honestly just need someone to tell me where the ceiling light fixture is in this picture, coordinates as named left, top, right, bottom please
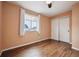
left=46, top=1, right=52, bottom=8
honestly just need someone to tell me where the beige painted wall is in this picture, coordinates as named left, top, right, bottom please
left=51, top=11, right=72, bottom=18
left=72, top=3, right=79, bottom=49
left=2, top=2, right=51, bottom=50
left=0, top=2, right=2, bottom=52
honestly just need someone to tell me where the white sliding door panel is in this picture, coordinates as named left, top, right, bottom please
left=59, top=17, right=70, bottom=43
left=51, top=18, right=59, bottom=40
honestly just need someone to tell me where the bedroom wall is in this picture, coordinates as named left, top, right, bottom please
left=52, top=11, right=72, bottom=18
left=0, top=1, right=2, bottom=54
left=2, top=2, right=51, bottom=50
left=72, top=3, right=79, bottom=50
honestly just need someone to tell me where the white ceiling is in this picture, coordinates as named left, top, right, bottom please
left=8, top=1, right=78, bottom=17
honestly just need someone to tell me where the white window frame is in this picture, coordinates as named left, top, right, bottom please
left=20, top=8, right=40, bottom=36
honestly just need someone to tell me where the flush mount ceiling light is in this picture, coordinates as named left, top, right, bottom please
left=46, top=1, right=52, bottom=8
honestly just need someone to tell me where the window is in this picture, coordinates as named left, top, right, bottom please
left=20, top=9, right=40, bottom=36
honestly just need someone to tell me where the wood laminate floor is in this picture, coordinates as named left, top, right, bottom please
left=1, top=39, right=79, bottom=57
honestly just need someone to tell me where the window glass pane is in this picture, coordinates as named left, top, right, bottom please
left=32, top=21, right=37, bottom=31
left=24, top=20, right=31, bottom=31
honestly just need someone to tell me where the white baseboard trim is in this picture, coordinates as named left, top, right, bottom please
left=51, top=38, right=72, bottom=44
left=2, top=38, right=50, bottom=52
left=72, top=47, right=79, bottom=51
left=70, top=42, right=72, bottom=44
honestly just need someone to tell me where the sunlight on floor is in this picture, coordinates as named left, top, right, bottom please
left=17, top=47, right=42, bottom=57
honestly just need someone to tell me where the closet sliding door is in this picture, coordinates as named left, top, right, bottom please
left=51, top=16, right=70, bottom=43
